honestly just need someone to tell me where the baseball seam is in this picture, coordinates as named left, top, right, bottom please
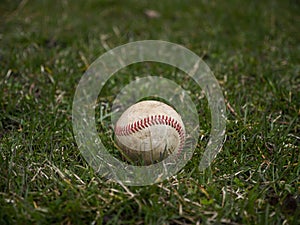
left=115, top=115, right=185, bottom=153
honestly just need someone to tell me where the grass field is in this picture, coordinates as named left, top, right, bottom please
left=0, top=0, right=299, bottom=224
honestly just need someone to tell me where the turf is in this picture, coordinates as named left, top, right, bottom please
left=0, top=0, right=299, bottom=224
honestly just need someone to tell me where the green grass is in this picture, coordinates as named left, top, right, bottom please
left=1, top=0, right=299, bottom=224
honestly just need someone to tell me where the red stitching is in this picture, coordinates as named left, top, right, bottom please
left=115, top=115, right=185, bottom=154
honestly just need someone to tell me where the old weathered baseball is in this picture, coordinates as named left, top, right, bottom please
left=114, top=100, right=185, bottom=165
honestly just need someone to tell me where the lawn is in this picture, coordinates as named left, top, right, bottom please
left=0, top=0, right=299, bottom=224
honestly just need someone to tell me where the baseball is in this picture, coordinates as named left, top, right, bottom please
left=114, top=100, right=185, bottom=165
